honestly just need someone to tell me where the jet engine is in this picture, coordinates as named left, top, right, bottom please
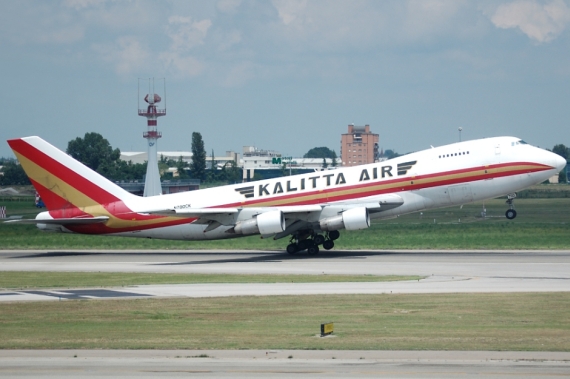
left=234, top=210, right=286, bottom=235
left=319, top=207, right=370, bottom=231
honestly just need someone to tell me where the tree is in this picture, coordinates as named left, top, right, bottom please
left=222, top=160, right=242, bottom=184
left=281, top=161, right=289, bottom=177
left=117, top=160, right=147, bottom=181
left=173, top=156, right=188, bottom=179
left=0, top=160, right=30, bottom=185
left=190, top=132, right=207, bottom=181
left=66, top=132, right=121, bottom=179
left=206, top=149, right=220, bottom=183
left=560, top=169, right=568, bottom=184
left=384, top=149, right=400, bottom=159
left=304, top=146, right=335, bottom=159
left=552, top=144, right=569, bottom=161
left=331, top=150, right=338, bottom=167
left=322, top=157, right=328, bottom=169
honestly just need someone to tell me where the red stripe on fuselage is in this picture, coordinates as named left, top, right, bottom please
left=221, top=162, right=551, bottom=208
left=64, top=217, right=197, bottom=235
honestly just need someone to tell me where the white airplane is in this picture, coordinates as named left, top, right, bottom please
left=6, top=136, right=566, bottom=254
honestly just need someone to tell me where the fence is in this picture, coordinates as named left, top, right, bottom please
left=0, top=196, right=34, bottom=202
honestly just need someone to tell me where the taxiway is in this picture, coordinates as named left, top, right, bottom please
left=1, top=249, right=569, bottom=301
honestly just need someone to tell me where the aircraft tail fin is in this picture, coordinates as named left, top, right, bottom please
left=7, top=136, right=136, bottom=217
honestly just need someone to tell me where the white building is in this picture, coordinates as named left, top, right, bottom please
left=121, top=145, right=337, bottom=182
left=120, top=151, right=240, bottom=169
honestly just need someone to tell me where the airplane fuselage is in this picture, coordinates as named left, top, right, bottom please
left=65, top=136, right=560, bottom=241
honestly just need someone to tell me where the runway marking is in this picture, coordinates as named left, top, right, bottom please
left=20, top=289, right=152, bottom=300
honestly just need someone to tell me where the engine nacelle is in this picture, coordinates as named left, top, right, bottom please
left=37, top=223, right=67, bottom=233
left=234, top=210, right=286, bottom=235
left=319, top=207, right=370, bottom=231
left=36, top=211, right=67, bottom=233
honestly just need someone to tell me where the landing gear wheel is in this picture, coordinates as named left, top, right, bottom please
left=505, top=193, right=517, bottom=220
left=328, top=230, right=340, bottom=241
left=297, top=239, right=311, bottom=251
left=314, top=234, right=325, bottom=245
left=323, top=240, right=334, bottom=250
left=286, top=243, right=298, bottom=254
left=505, top=209, right=517, bottom=220
left=307, top=245, right=320, bottom=255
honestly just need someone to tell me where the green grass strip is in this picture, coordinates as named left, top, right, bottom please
left=0, top=272, right=423, bottom=290
left=1, top=293, right=569, bottom=350
left=1, top=198, right=570, bottom=250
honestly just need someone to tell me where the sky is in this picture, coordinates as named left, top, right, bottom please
left=1, top=0, right=570, bottom=159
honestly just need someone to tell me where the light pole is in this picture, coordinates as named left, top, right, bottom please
left=458, top=127, right=463, bottom=142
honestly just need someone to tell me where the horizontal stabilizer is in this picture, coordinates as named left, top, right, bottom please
left=4, top=216, right=109, bottom=225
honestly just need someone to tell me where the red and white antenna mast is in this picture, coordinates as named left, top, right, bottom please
left=138, top=78, right=166, bottom=197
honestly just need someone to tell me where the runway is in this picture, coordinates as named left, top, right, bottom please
left=2, top=249, right=570, bottom=378
left=1, top=249, right=569, bottom=301
left=2, top=350, right=570, bottom=378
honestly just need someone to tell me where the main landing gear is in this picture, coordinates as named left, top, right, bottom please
left=286, top=230, right=340, bottom=255
left=505, top=193, right=517, bottom=220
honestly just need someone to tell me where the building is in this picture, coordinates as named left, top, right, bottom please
left=120, top=151, right=239, bottom=169
left=340, top=124, right=379, bottom=167
left=121, top=146, right=336, bottom=184
left=118, top=151, right=238, bottom=194
left=115, top=179, right=200, bottom=196
left=241, top=146, right=335, bottom=181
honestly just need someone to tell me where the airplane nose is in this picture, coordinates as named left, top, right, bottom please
left=553, top=153, right=567, bottom=173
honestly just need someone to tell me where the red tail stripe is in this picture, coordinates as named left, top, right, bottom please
left=8, top=138, right=123, bottom=206
left=30, top=178, right=90, bottom=218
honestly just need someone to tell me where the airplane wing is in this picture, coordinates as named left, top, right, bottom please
left=270, top=194, right=404, bottom=240
left=145, top=205, right=322, bottom=230
left=143, top=193, right=404, bottom=234
left=147, top=207, right=239, bottom=218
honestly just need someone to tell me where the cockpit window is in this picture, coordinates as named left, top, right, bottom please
left=512, top=140, right=529, bottom=146
left=518, top=140, right=528, bottom=144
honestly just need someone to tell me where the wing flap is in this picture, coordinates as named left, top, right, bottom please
left=277, top=205, right=323, bottom=213
left=146, top=207, right=239, bottom=218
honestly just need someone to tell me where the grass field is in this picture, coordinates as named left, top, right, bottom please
left=0, top=272, right=422, bottom=290
left=1, top=293, right=569, bottom=350
left=1, top=197, right=568, bottom=250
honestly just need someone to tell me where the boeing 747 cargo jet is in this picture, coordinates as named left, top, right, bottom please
left=6, top=136, right=566, bottom=254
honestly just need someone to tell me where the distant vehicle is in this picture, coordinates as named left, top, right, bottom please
left=34, top=192, right=44, bottom=208
left=6, top=135, right=566, bottom=254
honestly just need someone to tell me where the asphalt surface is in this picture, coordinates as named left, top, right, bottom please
left=1, top=249, right=569, bottom=301
left=1, top=350, right=569, bottom=378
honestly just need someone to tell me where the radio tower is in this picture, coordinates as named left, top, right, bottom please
left=138, top=78, right=166, bottom=197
